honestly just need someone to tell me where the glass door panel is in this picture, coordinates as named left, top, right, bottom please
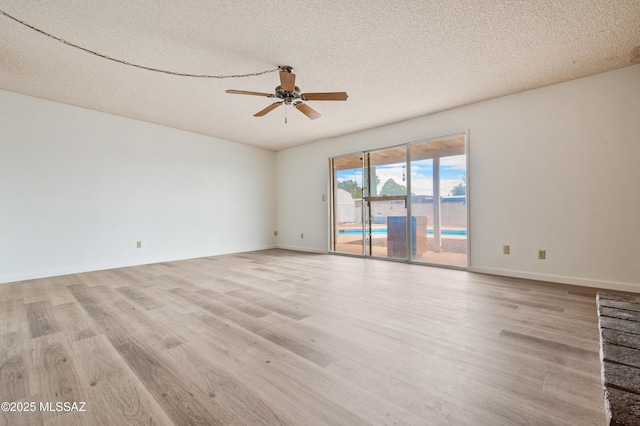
left=410, top=136, right=467, bottom=267
left=364, top=146, right=408, bottom=260
left=330, top=154, right=364, bottom=255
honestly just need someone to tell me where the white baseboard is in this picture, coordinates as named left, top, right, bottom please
left=6, top=249, right=636, bottom=295
left=468, top=266, right=640, bottom=293
left=275, top=244, right=328, bottom=254
left=0, top=244, right=277, bottom=285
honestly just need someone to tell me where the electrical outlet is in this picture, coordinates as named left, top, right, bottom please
left=538, top=249, right=546, bottom=260
left=300, top=233, right=304, bottom=239
left=503, top=245, right=510, bottom=255
left=136, top=241, right=142, bottom=248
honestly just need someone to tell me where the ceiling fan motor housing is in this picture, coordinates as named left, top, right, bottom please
left=275, top=85, right=301, bottom=104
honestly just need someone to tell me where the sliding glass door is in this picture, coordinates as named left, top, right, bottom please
left=409, top=136, right=467, bottom=267
left=364, top=146, right=408, bottom=259
left=330, top=134, right=467, bottom=268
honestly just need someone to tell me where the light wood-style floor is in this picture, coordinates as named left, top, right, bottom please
left=0, top=249, right=606, bottom=425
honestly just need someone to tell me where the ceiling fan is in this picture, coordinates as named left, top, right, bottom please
left=225, top=66, right=348, bottom=120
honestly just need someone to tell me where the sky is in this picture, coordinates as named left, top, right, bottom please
left=336, top=154, right=466, bottom=197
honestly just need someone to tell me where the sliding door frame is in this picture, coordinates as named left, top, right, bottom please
left=328, top=131, right=470, bottom=270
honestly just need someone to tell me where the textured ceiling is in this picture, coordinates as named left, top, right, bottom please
left=1, top=1, right=639, bottom=151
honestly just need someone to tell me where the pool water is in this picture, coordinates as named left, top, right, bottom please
left=338, top=228, right=467, bottom=236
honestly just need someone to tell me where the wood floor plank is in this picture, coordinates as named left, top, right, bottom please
left=191, top=287, right=271, bottom=318
left=169, top=287, right=337, bottom=367
left=0, top=300, right=26, bottom=343
left=0, top=354, right=26, bottom=402
left=51, top=302, right=99, bottom=343
left=27, top=333, right=88, bottom=424
left=163, top=343, right=287, bottom=426
left=71, top=334, right=174, bottom=426
left=115, top=286, right=163, bottom=311
left=21, top=279, right=52, bottom=305
left=26, top=301, right=59, bottom=339
left=115, top=339, right=224, bottom=426
left=0, top=304, right=35, bottom=424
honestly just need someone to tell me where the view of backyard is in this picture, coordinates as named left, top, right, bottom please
left=330, top=135, right=467, bottom=268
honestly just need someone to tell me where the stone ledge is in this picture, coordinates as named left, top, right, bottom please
left=597, top=291, right=640, bottom=426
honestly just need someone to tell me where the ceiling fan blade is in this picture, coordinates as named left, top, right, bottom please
left=295, top=102, right=321, bottom=120
left=301, top=92, right=348, bottom=101
left=254, top=102, right=283, bottom=117
left=226, top=89, right=274, bottom=97
left=279, top=70, right=296, bottom=92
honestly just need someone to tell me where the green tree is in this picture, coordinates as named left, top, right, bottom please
left=449, top=175, right=466, bottom=196
left=337, top=179, right=362, bottom=199
left=380, top=178, right=406, bottom=195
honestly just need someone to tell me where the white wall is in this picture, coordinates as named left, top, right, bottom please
left=276, top=64, right=640, bottom=292
left=0, top=90, right=276, bottom=284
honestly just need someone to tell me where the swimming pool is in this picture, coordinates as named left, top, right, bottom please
left=338, top=228, right=467, bottom=237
